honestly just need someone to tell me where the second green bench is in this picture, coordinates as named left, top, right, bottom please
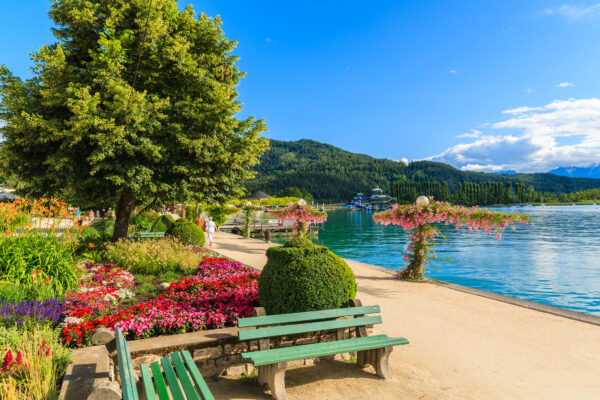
left=128, top=231, right=165, bottom=240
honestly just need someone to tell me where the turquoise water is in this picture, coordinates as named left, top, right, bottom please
left=307, top=207, right=600, bottom=317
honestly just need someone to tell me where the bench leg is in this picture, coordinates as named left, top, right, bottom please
left=356, top=347, right=393, bottom=379
left=258, top=362, right=288, bottom=400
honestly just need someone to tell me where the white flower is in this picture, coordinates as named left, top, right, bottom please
left=297, top=199, right=307, bottom=206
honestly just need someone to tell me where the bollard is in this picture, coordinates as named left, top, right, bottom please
left=264, top=230, right=272, bottom=243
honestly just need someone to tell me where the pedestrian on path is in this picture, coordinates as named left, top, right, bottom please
left=206, top=216, right=217, bottom=248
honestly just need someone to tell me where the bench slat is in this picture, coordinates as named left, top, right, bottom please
left=141, top=364, right=157, bottom=400
left=115, top=328, right=138, bottom=400
left=238, top=305, right=380, bottom=328
left=238, top=315, right=382, bottom=341
left=242, top=334, right=388, bottom=360
left=150, top=361, right=170, bottom=400
left=161, top=355, right=185, bottom=400
left=182, top=351, right=215, bottom=400
left=171, top=352, right=201, bottom=400
left=123, top=336, right=140, bottom=400
left=243, top=335, right=409, bottom=366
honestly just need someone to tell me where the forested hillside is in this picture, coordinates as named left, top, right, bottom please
left=245, top=139, right=600, bottom=203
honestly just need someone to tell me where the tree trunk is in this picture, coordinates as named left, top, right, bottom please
left=112, top=189, right=136, bottom=242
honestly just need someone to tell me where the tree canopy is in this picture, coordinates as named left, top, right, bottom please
left=0, top=0, right=267, bottom=239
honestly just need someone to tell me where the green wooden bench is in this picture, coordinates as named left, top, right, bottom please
left=114, top=327, right=215, bottom=400
left=237, top=299, right=409, bottom=400
left=128, top=231, right=165, bottom=240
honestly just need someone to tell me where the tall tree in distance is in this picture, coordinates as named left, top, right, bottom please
left=0, top=0, right=267, bottom=240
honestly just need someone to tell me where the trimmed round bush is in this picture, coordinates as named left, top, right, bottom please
left=258, top=240, right=357, bottom=314
left=166, top=219, right=205, bottom=247
left=283, top=236, right=314, bottom=248
left=151, top=214, right=175, bottom=233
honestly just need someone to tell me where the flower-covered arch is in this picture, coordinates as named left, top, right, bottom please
left=373, top=199, right=533, bottom=280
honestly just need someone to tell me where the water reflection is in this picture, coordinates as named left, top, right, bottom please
left=310, top=206, right=600, bottom=316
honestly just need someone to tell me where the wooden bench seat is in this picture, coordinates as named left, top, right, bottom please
left=237, top=300, right=409, bottom=400
left=115, top=327, right=214, bottom=400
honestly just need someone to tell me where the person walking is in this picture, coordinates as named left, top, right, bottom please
left=206, top=216, right=217, bottom=248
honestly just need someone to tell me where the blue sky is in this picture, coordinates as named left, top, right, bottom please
left=2, top=1, right=600, bottom=172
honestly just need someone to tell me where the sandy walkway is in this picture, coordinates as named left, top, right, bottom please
left=210, top=232, right=600, bottom=400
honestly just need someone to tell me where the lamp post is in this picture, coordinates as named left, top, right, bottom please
left=416, top=195, right=429, bottom=206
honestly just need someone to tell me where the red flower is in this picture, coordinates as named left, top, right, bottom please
left=2, top=350, right=13, bottom=373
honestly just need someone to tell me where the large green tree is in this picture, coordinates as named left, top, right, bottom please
left=0, top=0, right=267, bottom=240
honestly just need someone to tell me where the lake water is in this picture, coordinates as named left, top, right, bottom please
left=306, top=206, right=600, bottom=317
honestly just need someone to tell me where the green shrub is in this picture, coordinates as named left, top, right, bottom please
left=90, top=218, right=115, bottom=240
left=150, top=214, right=175, bottom=233
left=104, top=237, right=201, bottom=275
left=74, top=223, right=109, bottom=258
left=258, top=240, right=357, bottom=314
left=0, top=233, right=77, bottom=297
left=167, top=219, right=205, bottom=247
left=185, top=206, right=196, bottom=221
left=131, top=211, right=157, bottom=231
left=283, top=237, right=314, bottom=248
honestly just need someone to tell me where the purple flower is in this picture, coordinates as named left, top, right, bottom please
left=0, top=298, right=64, bottom=327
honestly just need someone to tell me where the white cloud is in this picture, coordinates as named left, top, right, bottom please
left=557, top=82, right=574, bottom=87
left=541, top=3, right=600, bottom=20
left=265, top=37, right=272, bottom=42
left=449, top=69, right=458, bottom=74
left=428, top=98, right=600, bottom=172
left=457, top=129, right=482, bottom=139
left=525, top=88, right=534, bottom=95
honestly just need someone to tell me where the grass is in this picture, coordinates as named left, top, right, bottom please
left=104, top=237, right=202, bottom=275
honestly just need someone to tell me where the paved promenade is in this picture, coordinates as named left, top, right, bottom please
left=210, top=231, right=600, bottom=400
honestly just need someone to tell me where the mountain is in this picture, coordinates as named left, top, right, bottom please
left=246, top=139, right=600, bottom=202
left=548, top=165, right=600, bottom=179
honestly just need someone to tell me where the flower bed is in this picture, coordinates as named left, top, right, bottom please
left=61, top=258, right=259, bottom=347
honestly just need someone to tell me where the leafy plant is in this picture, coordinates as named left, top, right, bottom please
left=104, top=238, right=201, bottom=275
left=0, top=234, right=78, bottom=297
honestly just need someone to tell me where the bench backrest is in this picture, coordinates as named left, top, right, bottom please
left=115, top=327, right=140, bottom=400
left=140, top=232, right=165, bottom=238
left=238, top=305, right=381, bottom=341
